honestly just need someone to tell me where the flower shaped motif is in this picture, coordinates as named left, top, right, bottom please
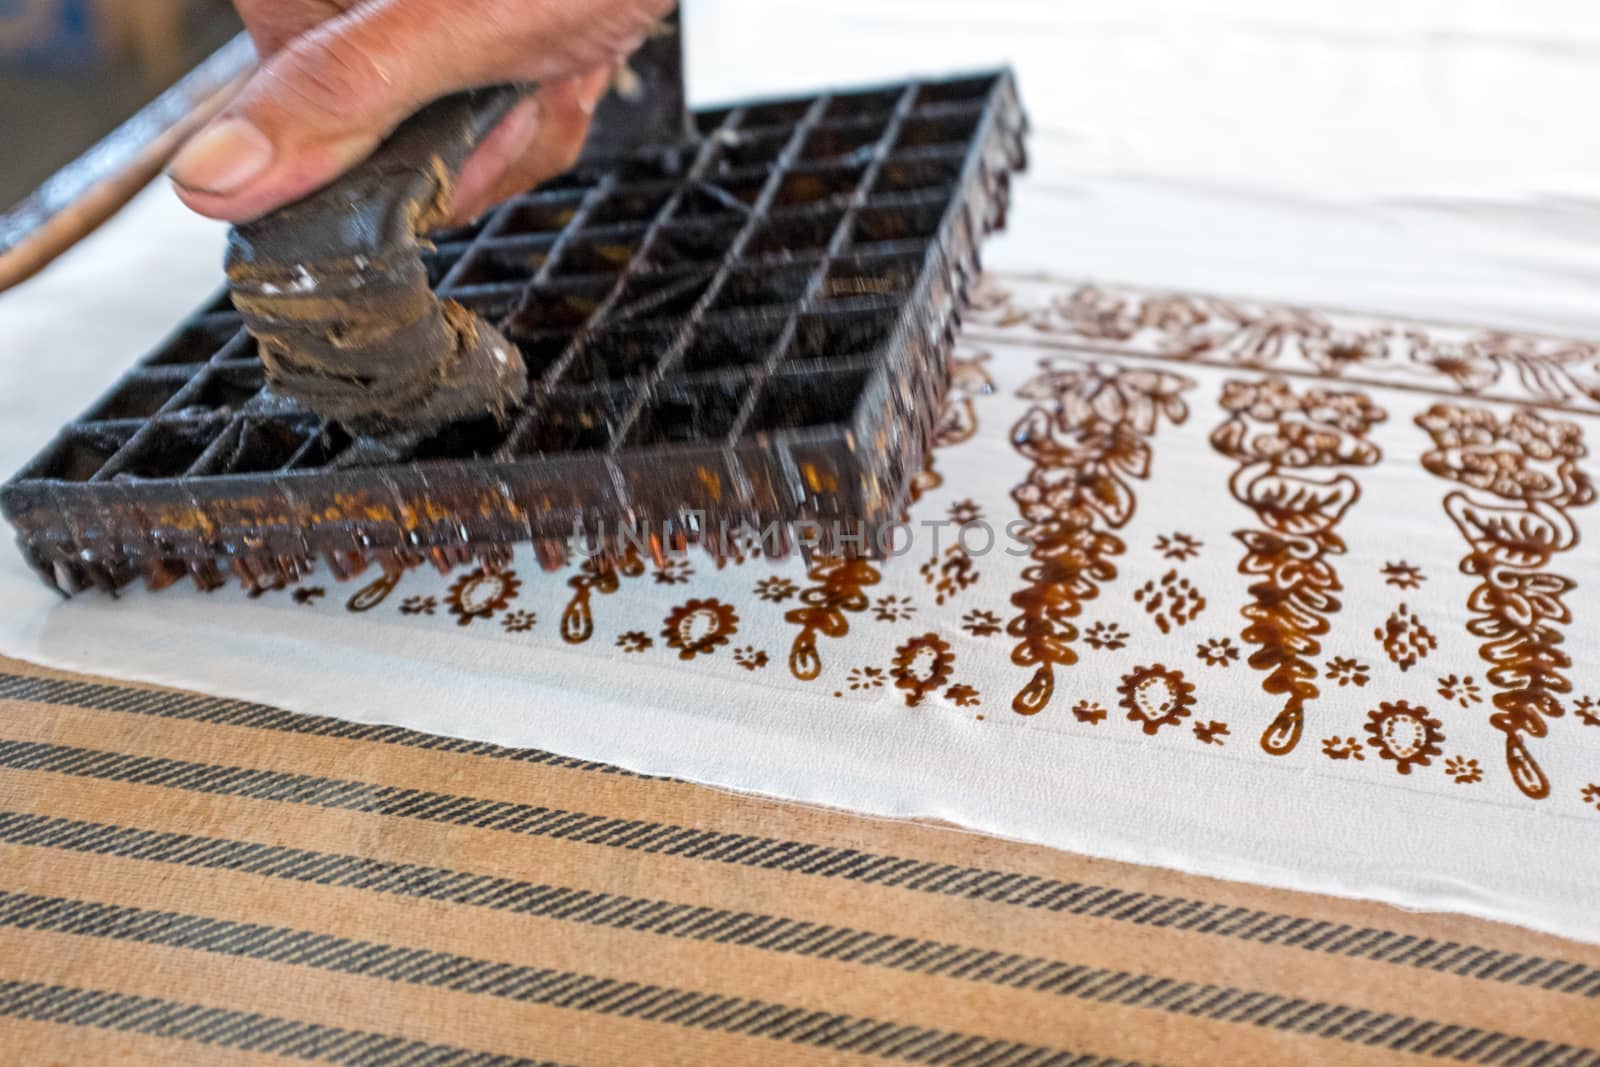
left=1324, top=656, right=1369, bottom=687
left=1320, top=736, right=1365, bottom=761
left=1380, top=562, right=1424, bottom=590
left=500, top=610, right=538, bottom=634
left=661, top=599, right=739, bottom=660
left=1456, top=449, right=1556, bottom=499
left=1193, top=721, right=1229, bottom=745
left=653, top=559, right=695, bottom=586
left=400, top=595, right=437, bottom=617
left=873, top=595, right=918, bottom=623
left=1055, top=285, right=1139, bottom=340
left=1302, top=329, right=1389, bottom=376
left=1117, top=665, right=1196, bottom=735
left=1364, top=701, right=1445, bottom=774
left=1072, top=701, right=1108, bottom=725
left=446, top=569, right=522, bottom=627
left=1154, top=532, right=1202, bottom=561
left=1212, top=383, right=1385, bottom=467
left=1218, top=379, right=1299, bottom=422
left=1444, top=756, right=1482, bottom=785
left=755, top=577, right=799, bottom=603
left=846, top=666, right=887, bottom=691
left=1083, top=621, right=1129, bottom=651
left=1417, top=405, right=1589, bottom=504
left=1255, top=422, right=1376, bottom=468
left=961, top=609, right=1003, bottom=638
left=1507, top=409, right=1585, bottom=462
left=733, top=646, right=769, bottom=671
left=890, top=633, right=956, bottom=707
left=1436, top=674, right=1482, bottom=709
left=616, top=631, right=653, bottom=653
left=1196, top=637, right=1239, bottom=668
left=1410, top=336, right=1499, bottom=393
left=1018, top=360, right=1191, bottom=438
left=945, top=684, right=980, bottom=708
left=1415, top=404, right=1500, bottom=451
left=1136, top=293, right=1209, bottom=334
left=1300, top=388, right=1388, bottom=436
left=1583, top=784, right=1600, bottom=811
left=1576, top=696, right=1600, bottom=728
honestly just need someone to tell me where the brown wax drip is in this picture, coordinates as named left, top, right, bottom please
left=224, top=85, right=532, bottom=440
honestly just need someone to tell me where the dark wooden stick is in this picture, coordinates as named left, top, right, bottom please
left=0, top=32, right=257, bottom=294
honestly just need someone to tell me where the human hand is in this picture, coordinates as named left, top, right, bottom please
left=169, top=0, right=676, bottom=225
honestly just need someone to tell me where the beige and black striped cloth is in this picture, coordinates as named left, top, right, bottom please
left=1, top=652, right=1597, bottom=1065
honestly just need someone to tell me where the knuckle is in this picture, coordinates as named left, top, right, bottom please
left=266, top=31, right=389, bottom=127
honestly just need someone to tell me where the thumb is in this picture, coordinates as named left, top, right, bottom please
left=170, top=7, right=466, bottom=222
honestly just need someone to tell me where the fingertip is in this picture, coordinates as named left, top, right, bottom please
left=169, top=117, right=275, bottom=198
left=168, top=122, right=382, bottom=223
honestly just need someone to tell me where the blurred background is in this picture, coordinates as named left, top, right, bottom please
left=0, top=0, right=239, bottom=205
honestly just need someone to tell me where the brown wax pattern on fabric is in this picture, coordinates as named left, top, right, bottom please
left=1417, top=404, right=1596, bottom=799
left=1209, top=379, right=1387, bottom=756
left=70, top=275, right=1599, bottom=809
left=1005, top=360, right=1195, bottom=715
left=547, top=350, right=988, bottom=669
left=1, top=653, right=1599, bottom=1064
left=952, top=277, right=1600, bottom=803
left=785, top=557, right=882, bottom=680
left=965, top=280, right=1600, bottom=412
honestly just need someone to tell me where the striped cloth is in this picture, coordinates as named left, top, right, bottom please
left=1, top=654, right=1596, bottom=1064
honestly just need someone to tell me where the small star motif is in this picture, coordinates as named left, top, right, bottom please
left=400, top=595, right=437, bottom=616
left=1436, top=674, right=1482, bottom=709
left=733, top=646, right=769, bottom=671
left=1083, top=621, right=1129, bottom=651
left=961, top=609, right=1003, bottom=637
left=755, top=576, right=799, bottom=603
left=1381, top=561, right=1425, bottom=590
left=945, top=684, right=980, bottom=707
left=500, top=610, right=538, bottom=633
left=1072, top=701, right=1108, bottom=725
left=653, top=559, right=694, bottom=585
left=1321, top=736, right=1365, bottom=761
left=1155, top=532, right=1203, bottom=561
left=1193, top=721, right=1230, bottom=745
left=873, top=595, right=917, bottom=623
left=616, top=631, right=653, bottom=653
left=1325, top=657, right=1370, bottom=688
left=1196, top=637, right=1239, bottom=668
left=948, top=499, right=983, bottom=526
left=846, top=666, right=887, bottom=691
left=292, top=586, right=326, bottom=605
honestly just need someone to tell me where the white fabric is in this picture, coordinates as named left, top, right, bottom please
left=4, top=1, right=1600, bottom=943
